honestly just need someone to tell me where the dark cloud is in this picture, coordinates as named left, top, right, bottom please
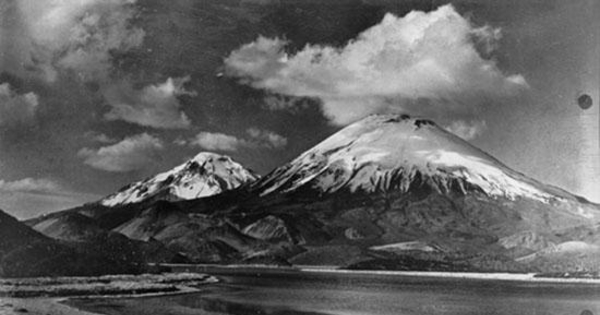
left=0, top=82, right=38, bottom=128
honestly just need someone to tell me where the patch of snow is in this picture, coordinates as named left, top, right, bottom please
left=370, top=241, right=438, bottom=252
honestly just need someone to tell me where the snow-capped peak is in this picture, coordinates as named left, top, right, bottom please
left=101, top=152, right=259, bottom=207
left=252, top=114, right=573, bottom=203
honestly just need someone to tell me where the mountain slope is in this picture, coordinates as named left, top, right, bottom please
left=101, top=152, right=259, bottom=207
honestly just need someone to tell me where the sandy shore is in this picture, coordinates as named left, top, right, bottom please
left=0, top=272, right=218, bottom=315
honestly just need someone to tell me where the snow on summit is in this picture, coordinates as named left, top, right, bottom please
left=101, top=152, right=259, bottom=207
left=253, top=114, right=577, bottom=203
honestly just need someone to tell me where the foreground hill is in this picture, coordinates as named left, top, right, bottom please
left=30, top=114, right=600, bottom=272
left=0, top=207, right=188, bottom=277
left=0, top=209, right=170, bottom=278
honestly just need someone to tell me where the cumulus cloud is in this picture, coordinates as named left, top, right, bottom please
left=12, top=0, right=144, bottom=81
left=0, top=82, right=39, bottom=128
left=224, top=4, right=528, bottom=125
left=188, top=128, right=287, bottom=151
left=0, top=177, right=63, bottom=194
left=78, top=133, right=164, bottom=172
left=444, top=120, right=487, bottom=141
left=104, top=76, right=196, bottom=129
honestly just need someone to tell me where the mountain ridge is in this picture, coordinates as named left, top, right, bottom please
left=26, top=114, right=600, bottom=272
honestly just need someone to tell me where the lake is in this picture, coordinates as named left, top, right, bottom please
left=66, top=266, right=600, bottom=315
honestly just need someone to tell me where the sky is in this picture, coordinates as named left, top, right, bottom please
left=0, top=0, right=598, bottom=219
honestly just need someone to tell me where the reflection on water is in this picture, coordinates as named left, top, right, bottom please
left=73, top=293, right=332, bottom=315
left=67, top=267, right=600, bottom=315
left=177, top=295, right=332, bottom=315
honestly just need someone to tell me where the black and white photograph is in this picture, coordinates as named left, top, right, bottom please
left=0, top=0, right=599, bottom=314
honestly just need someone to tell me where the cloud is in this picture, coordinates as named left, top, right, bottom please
left=189, top=132, right=248, bottom=151
left=173, top=136, right=189, bottom=147
left=224, top=4, right=528, bottom=125
left=247, top=128, right=288, bottom=149
left=188, top=128, right=287, bottom=151
left=11, top=0, right=144, bottom=81
left=78, top=133, right=164, bottom=172
left=104, top=76, right=196, bottom=129
left=0, top=82, right=39, bottom=128
left=444, top=120, right=487, bottom=141
left=83, top=131, right=118, bottom=144
left=0, top=177, right=63, bottom=194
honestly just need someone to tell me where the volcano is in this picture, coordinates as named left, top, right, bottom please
left=224, top=114, right=600, bottom=270
left=253, top=114, right=584, bottom=205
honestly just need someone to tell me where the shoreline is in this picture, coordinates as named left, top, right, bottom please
left=169, top=263, right=600, bottom=285
left=301, top=269, right=600, bottom=284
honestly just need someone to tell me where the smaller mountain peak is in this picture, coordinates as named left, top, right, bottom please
left=100, top=152, right=259, bottom=207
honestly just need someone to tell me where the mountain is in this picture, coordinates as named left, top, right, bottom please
left=228, top=114, right=600, bottom=270
left=101, top=152, right=259, bottom=207
left=28, top=114, right=600, bottom=272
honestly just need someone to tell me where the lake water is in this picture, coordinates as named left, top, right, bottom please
left=67, top=266, right=600, bottom=315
